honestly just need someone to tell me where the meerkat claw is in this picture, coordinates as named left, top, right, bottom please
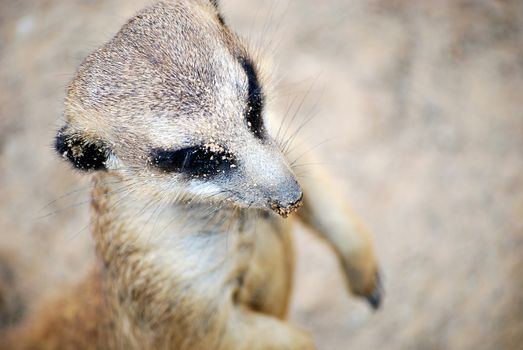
left=365, top=271, right=383, bottom=310
left=366, top=289, right=381, bottom=310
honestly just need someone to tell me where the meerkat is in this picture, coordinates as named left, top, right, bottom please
left=1, top=0, right=382, bottom=349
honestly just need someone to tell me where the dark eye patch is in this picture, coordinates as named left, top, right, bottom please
left=238, top=57, right=265, bottom=139
left=54, top=127, right=108, bottom=171
left=150, top=145, right=236, bottom=178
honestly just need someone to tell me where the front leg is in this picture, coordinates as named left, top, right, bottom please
left=296, top=159, right=383, bottom=308
left=220, top=305, right=315, bottom=350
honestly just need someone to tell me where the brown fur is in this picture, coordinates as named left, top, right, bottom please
left=1, top=1, right=380, bottom=349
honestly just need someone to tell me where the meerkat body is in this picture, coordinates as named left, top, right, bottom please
left=2, top=1, right=381, bottom=349
left=5, top=174, right=300, bottom=349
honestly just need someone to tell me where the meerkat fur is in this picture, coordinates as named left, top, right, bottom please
left=1, top=1, right=382, bottom=349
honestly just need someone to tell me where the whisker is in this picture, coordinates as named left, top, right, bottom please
left=277, top=75, right=320, bottom=151
left=289, top=137, right=337, bottom=166
left=281, top=84, right=325, bottom=155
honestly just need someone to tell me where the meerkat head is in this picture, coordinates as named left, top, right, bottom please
left=55, top=0, right=303, bottom=217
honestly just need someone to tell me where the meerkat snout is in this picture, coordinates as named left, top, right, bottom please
left=268, top=189, right=303, bottom=218
left=260, top=165, right=303, bottom=217
left=230, top=141, right=303, bottom=216
left=259, top=175, right=302, bottom=217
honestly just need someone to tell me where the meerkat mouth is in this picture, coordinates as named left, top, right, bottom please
left=268, top=196, right=304, bottom=218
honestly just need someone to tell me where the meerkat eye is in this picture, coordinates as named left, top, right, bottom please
left=150, top=146, right=236, bottom=178
left=239, top=57, right=265, bottom=139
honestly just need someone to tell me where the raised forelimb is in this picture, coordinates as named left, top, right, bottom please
left=296, top=158, right=382, bottom=308
left=219, top=305, right=315, bottom=350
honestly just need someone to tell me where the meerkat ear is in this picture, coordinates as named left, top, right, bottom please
left=208, top=0, right=225, bottom=25
left=54, top=125, right=110, bottom=171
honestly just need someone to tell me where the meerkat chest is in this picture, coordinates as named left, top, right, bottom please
left=130, top=206, right=291, bottom=302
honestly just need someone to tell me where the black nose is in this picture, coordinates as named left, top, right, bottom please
left=287, top=193, right=304, bottom=208
left=269, top=192, right=303, bottom=218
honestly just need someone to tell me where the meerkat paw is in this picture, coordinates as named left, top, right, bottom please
left=341, top=257, right=384, bottom=310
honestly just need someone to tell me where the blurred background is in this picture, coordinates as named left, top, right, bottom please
left=1, top=0, right=523, bottom=349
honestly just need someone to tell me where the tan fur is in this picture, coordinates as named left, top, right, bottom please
left=1, top=1, right=380, bottom=349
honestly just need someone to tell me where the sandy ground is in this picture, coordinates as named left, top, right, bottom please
left=1, top=0, right=523, bottom=349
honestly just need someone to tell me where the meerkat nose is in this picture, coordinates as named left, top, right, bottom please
left=268, top=181, right=303, bottom=218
